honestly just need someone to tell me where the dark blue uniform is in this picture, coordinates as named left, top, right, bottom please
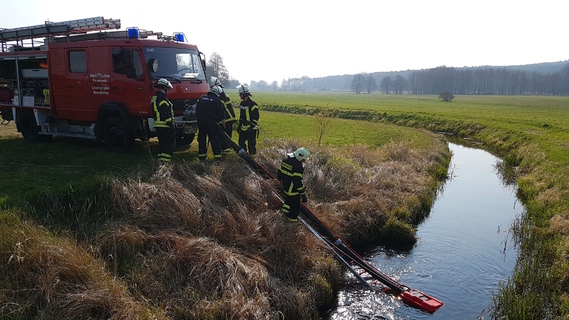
left=196, top=92, right=225, bottom=160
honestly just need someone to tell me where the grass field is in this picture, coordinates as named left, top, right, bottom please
left=0, top=110, right=439, bottom=208
left=1, top=91, right=568, bottom=318
left=251, top=91, right=569, bottom=159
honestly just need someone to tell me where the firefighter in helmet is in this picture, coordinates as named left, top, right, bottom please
left=277, top=147, right=310, bottom=222
left=151, top=78, right=176, bottom=163
left=211, top=77, right=236, bottom=154
left=236, top=84, right=259, bottom=155
left=196, top=85, right=226, bottom=161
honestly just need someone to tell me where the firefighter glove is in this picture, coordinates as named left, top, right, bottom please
left=301, top=194, right=307, bottom=203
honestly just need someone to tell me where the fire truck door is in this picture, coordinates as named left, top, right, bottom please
left=110, top=48, right=149, bottom=117
left=88, top=47, right=112, bottom=113
left=63, top=49, right=94, bottom=122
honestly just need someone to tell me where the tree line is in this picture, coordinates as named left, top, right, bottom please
left=264, top=62, right=569, bottom=95
left=208, top=51, right=569, bottom=95
left=350, top=63, right=569, bottom=95
left=407, top=65, right=569, bottom=95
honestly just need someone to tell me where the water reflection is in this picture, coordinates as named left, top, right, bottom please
left=493, top=160, right=519, bottom=187
left=327, top=143, right=523, bottom=320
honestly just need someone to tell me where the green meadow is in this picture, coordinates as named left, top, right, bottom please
left=253, top=91, right=569, bottom=159
left=0, top=106, right=440, bottom=208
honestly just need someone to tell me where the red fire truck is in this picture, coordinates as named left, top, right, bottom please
left=0, top=17, right=209, bottom=152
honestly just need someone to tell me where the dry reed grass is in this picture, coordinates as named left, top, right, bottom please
left=109, top=166, right=202, bottom=231
left=0, top=213, right=162, bottom=319
left=96, top=157, right=337, bottom=318
left=1, top=136, right=448, bottom=319
left=261, top=138, right=448, bottom=246
left=550, top=213, right=569, bottom=235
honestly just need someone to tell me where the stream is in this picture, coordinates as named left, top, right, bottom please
left=327, top=142, right=523, bottom=319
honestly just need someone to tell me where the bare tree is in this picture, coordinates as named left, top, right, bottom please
left=281, top=76, right=313, bottom=91
left=366, top=76, right=377, bottom=93
left=270, top=81, right=279, bottom=91
left=313, top=112, right=333, bottom=147
left=251, top=80, right=269, bottom=91
left=206, top=52, right=229, bottom=85
left=380, top=76, right=392, bottom=94
left=351, top=73, right=366, bottom=94
left=393, top=74, right=407, bottom=94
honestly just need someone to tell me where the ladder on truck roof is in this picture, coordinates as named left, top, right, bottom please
left=0, top=17, right=121, bottom=51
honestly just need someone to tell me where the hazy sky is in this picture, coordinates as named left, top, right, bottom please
left=2, top=0, right=567, bottom=84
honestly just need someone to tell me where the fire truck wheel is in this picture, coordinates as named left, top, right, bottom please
left=103, top=116, right=134, bottom=153
left=176, top=133, right=195, bottom=148
left=19, top=115, right=52, bottom=142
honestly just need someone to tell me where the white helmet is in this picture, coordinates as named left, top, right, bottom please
left=293, top=147, right=310, bottom=161
left=209, top=85, right=223, bottom=97
left=210, top=76, right=224, bottom=88
left=156, top=78, right=173, bottom=89
left=236, top=84, right=252, bottom=96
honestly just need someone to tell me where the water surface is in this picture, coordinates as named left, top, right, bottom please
left=328, top=143, right=522, bottom=319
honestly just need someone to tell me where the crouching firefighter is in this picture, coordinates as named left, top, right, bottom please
left=277, top=148, right=310, bottom=222
left=151, top=78, right=176, bottom=163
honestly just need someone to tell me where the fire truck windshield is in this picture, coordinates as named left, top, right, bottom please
left=144, top=47, right=205, bottom=81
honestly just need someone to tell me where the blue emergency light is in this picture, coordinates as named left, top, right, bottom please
left=127, top=28, right=140, bottom=39
left=174, top=33, right=185, bottom=42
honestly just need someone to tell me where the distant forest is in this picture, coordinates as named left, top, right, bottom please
left=249, top=60, right=569, bottom=95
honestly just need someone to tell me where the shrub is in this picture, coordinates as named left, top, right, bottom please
left=439, top=91, right=455, bottom=102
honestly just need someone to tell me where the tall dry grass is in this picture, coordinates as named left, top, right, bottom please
left=1, top=137, right=448, bottom=319
left=0, top=212, right=162, bottom=319
left=259, top=138, right=450, bottom=246
left=98, top=161, right=336, bottom=319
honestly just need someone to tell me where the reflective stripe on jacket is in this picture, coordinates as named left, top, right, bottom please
left=238, top=99, right=259, bottom=132
left=224, top=102, right=237, bottom=122
left=151, top=91, right=174, bottom=128
left=277, top=155, right=305, bottom=196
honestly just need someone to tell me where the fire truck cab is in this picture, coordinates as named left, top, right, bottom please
left=0, top=17, right=209, bottom=152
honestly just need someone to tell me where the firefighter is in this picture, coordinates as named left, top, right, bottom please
left=151, top=78, right=176, bottom=164
left=196, top=85, right=226, bottom=161
left=277, top=147, right=310, bottom=222
left=210, top=77, right=236, bottom=154
left=236, top=84, right=259, bottom=155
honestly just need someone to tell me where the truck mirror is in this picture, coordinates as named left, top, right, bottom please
left=199, top=52, right=206, bottom=72
left=147, top=58, right=158, bottom=73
